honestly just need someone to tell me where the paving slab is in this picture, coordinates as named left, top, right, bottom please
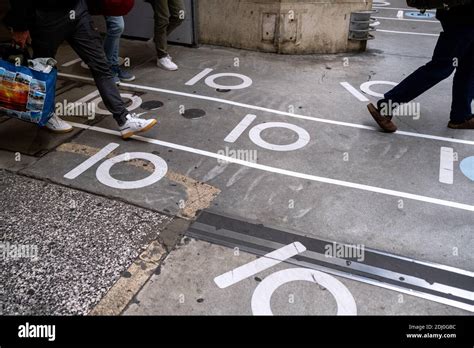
left=125, top=238, right=466, bottom=316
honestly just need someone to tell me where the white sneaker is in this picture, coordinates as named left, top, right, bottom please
left=45, top=114, right=73, bottom=133
left=120, top=113, right=158, bottom=139
left=157, top=56, right=178, bottom=71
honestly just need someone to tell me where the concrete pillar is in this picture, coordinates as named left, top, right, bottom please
left=197, top=0, right=373, bottom=54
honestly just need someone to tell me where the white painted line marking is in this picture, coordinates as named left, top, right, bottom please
left=224, top=114, right=257, bottom=143
left=60, top=73, right=474, bottom=146
left=251, top=268, right=358, bottom=316
left=61, top=58, right=82, bottom=67
left=185, top=68, right=214, bottom=86
left=439, top=147, right=454, bottom=185
left=64, top=143, right=119, bottom=180
left=68, top=122, right=474, bottom=212
left=340, top=82, right=369, bottom=102
left=374, top=16, right=439, bottom=23
left=376, top=29, right=439, bottom=37
left=214, top=242, right=307, bottom=289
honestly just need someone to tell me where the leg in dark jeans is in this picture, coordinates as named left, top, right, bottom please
left=451, top=41, right=474, bottom=123
left=68, top=13, right=128, bottom=126
left=379, top=27, right=474, bottom=122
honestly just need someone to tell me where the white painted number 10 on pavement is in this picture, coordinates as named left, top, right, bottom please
left=214, top=242, right=357, bottom=316
left=64, top=143, right=168, bottom=190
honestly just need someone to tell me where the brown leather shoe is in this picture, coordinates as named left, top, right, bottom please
left=448, top=118, right=474, bottom=129
left=367, top=103, right=397, bottom=133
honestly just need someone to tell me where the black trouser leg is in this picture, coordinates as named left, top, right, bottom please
left=67, top=9, right=128, bottom=126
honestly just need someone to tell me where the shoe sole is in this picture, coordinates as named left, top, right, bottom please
left=367, top=103, right=397, bottom=133
left=45, top=127, right=74, bottom=134
left=121, top=119, right=158, bottom=140
left=157, top=63, right=178, bottom=71
left=448, top=123, right=474, bottom=130
left=119, top=77, right=136, bottom=82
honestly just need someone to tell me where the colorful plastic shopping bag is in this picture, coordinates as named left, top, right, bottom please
left=0, top=45, right=57, bottom=127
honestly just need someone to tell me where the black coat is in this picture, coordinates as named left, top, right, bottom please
left=4, top=0, right=79, bottom=31
left=436, top=1, right=474, bottom=26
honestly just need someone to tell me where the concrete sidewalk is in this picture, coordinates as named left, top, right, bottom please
left=0, top=0, right=473, bottom=316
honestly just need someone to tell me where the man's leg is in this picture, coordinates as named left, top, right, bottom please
left=151, top=0, right=171, bottom=59
left=379, top=30, right=460, bottom=112
left=151, top=0, right=183, bottom=70
left=67, top=13, right=128, bottom=126
left=67, top=8, right=157, bottom=138
left=104, top=16, right=135, bottom=82
left=167, top=0, right=185, bottom=35
left=103, top=16, right=124, bottom=67
left=450, top=34, right=474, bottom=125
left=368, top=27, right=473, bottom=132
left=30, top=9, right=75, bottom=133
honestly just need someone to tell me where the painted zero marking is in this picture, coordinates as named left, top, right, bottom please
left=93, top=94, right=143, bottom=115
left=96, top=152, right=168, bottom=190
left=186, top=68, right=253, bottom=90
left=205, top=73, right=253, bottom=90
left=249, top=122, right=311, bottom=152
left=360, top=81, right=398, bottom=98
left=251, top=268, right=357, bottom=316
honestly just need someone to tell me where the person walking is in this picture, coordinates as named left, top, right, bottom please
left=5, top=0, right=157, bottom=139
left=367, top=0, right=474, bottom=132
left=83, top=16, right=136, bottom=84
left=146, top=0, right=185, bottom=71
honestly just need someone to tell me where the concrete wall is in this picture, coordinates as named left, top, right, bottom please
left=197, top=0, right=373, bottom=54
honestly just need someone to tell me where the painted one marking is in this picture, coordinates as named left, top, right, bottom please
left=460, top=156, right=474, bottom=182
left=439, top=147, right=454, bottom=185
left=61, top=58, right=82, bottom=67
left=205, top=73, right=253, bottom=90
left=340, top=82, right=369, bottom=102
left=93, top=93, right=143, bottom=115
left=185, top=68, right=214, bottom=86
left=251, top=268, right=358, bottom=316
left=376, top=29, right=440, bottom=37
left=214, top=242, right=306, bottom=289
left=224, top=114, right=257, bottom=143
left=60, top=73, right=474, bottom=146
left=249, top=122, right=311, bottom=152
left=96, top=152, right=168, bottom=190
left=64, top=143, right=119, bottom=180
left=360, top=81, right=398, bottom=98
left=68, top=122, right=474, bottom=212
